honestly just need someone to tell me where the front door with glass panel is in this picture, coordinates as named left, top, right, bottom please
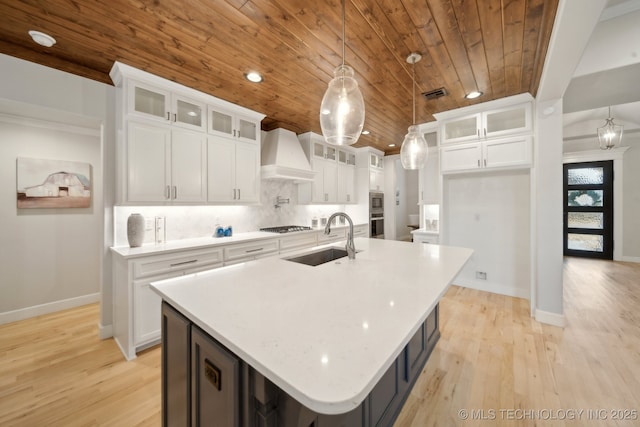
left=563, top=161, right=613, bottom=259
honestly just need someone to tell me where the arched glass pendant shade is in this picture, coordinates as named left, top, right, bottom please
left=400, top=125, right=428, bottom=169
left=400, top=53, right=428, bottom=170
left=320, top=64, right=365, bottom=146
left=597, top=106, right=623, bottom=150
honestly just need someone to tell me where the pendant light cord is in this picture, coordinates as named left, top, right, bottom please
left=341, top=0, right=346, bottom=68
left=412, top=58, right=416, bottom=125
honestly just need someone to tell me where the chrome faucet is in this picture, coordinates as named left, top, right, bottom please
left=325, top=212, right=356, bottom=260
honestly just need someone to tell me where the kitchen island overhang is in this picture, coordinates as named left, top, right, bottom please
left=151, top=237, right=472, bottom=417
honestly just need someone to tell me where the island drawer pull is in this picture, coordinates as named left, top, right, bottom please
left=204, top=359, right=221, bottom=391
left=170, top=259, right=198, bottom=267
left=245, top=248, right=264, bottom=253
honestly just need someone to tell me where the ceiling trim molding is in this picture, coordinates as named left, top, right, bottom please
left=563, top=146, right=629, bottom=163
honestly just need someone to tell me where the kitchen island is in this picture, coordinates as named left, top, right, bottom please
left=151, top=237, right=472, bottom=426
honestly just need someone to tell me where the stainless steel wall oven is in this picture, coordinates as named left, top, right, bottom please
left=369, top=192, right=384, bottom=239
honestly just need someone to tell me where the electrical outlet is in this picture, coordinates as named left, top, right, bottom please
left=475, top=271, right=487, bottom=280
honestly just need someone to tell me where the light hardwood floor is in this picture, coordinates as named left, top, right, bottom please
left=1, top=257, right=638, bottom=426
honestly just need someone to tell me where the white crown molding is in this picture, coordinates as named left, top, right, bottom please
left=563, top=146, right=629, bottom=163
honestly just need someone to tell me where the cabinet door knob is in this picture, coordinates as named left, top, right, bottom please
left=204, top=359, right=222, bottom=391
left=237, top=189, right=241, bottom=200
left=166, top=112, right=170, bottom=121
left=484, top=158, right=487, bottom=167
left=233, top=189, right=237, bottom=200
left=477, top=159, right=480, bottom=167
left=165, top=185, right=171, bottom=199
left=172, top=186, right=177, bottom=199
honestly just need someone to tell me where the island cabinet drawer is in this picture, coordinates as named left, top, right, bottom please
left=223, top=238, right=279, bottom=263
left=279, top=232, right=318, bottom=254
left=317, top=227, right=347, bottom=244
left=132, top=248, right=224, bottom=279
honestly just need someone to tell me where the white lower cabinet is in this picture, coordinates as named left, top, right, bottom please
left=440, top=136, right=531, bottom=174
left=279, top=232, right=318, bottom=255
left=317, top=227, right=347, bottom=244
left=223, top=238, right=279, bottom=265
left=112, top=247, right=224, bottom=360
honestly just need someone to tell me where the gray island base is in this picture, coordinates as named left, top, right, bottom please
left=162, top=300, right=440, bottom=427
left=152, top=238, right=473, bottom=427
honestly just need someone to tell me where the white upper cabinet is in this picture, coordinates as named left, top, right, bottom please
left=208, top=106, right=259, bottom=144
left=297, top=132, right=356, bottom=204
left=127, top=80, right=206, bottom=132
left=419, top=132, right=440, bottom=203
left=207, top=137, right=259, bottom=203
left=110, top=61, right=264, bottom=205
left=440, top=135, right=532, bottom=174
left=126, top=122, right=207, bottom=203
left=440, top=102, right=532, bottom=144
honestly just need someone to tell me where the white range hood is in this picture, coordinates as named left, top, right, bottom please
left=261, top=128, right=315, bottom=182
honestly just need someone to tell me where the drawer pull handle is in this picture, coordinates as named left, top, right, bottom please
left=245, top=248, right=264, bottom=253
left=170, top=259, right=198, bottom=267
left=204, top=359, right=221, bottom=391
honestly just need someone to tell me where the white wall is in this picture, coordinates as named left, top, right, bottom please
left=443, top=170, right=531, bottom=298
left=0, top=116, right=102, bottom=322
left=0, top=54, right=115, bottom=330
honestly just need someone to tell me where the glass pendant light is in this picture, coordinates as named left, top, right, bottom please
left=597, top=106, right=623, bottom=150
left=400, top=53, right=428, bottom=170
left=319, top=0, right=365, bottom=146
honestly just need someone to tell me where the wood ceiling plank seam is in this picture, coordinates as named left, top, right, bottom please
left=477, top=0, right=507, bottom=99
left=401, top=0, right=469, bottom=105
left=501, top=0, right=527, bottom=95
left=519, top=0, right=546, bottom=95
left=374, top=0, right=460, bottom=114
left=426, top=0, right=481, bottom=96
left=101, top=2, right=340, bottom=123
left=323, top=0, right=420, bottom=119
left=450, top=0, right=494, bottom=99
left=0, top=4, right=118, bottom=76
left=210, top=0, right=412, bottom=142
left=528, top=0, right=559, bottom=97
left=350, top=0, right=449, bottom=123
left=266, top=0, right=412, bottom=140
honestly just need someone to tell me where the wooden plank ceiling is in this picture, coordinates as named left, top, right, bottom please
left=0, top=0, right=558, bottom=154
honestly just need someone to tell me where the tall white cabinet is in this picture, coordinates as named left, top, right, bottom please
left=110, top=62, right=265, bottom=205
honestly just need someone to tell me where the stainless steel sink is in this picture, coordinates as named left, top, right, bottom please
left=285, top=247, right=352, bottom=267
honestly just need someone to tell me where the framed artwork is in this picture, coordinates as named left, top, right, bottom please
left=16, top=157, right=92, bottom=208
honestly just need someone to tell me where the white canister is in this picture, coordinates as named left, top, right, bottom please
left=127, top=213, right=145, bottom=248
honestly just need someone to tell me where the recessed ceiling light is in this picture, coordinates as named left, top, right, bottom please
left=245, top=71, right=263, bottom=83
left=388, top=143, right=396, bottom=147
left=465, top=91, right=483, bottom=99
left=28, top=30, right=56, bottom=48
left=362, top=130, right=370, bottom=135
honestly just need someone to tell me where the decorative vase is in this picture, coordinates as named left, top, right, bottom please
left=127, top=213, right=145, bottom=248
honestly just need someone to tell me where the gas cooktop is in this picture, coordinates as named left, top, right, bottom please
left=260, top=225, right=313, bottom=234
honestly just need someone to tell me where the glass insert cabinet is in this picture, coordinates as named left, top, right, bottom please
left=563, top=161, right=613, bottom=259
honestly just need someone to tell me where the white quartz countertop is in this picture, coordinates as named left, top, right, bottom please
left=150, top=238, right=472, bottom=414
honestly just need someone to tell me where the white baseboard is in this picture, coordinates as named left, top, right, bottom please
left=454, top=278, right=530, bottom=299
left=99, top=322, right=113, bottom=339
left=535, top=309, right=566, bottom=328
left=0, top=293, right=100, bottom=325
left=621, top=256, right=640, bottom=263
